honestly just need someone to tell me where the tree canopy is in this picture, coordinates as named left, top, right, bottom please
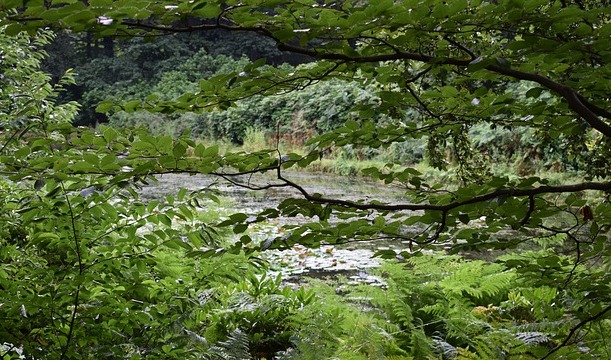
left=1, top=0, right=610, bottom=359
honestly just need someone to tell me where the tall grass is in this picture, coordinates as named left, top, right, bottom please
left=241, top=127, right=269, bottom=153
left=194, top=134, right=583, bottom=190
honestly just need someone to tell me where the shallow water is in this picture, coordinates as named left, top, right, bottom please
left=140, top=171, right=406, bottom=207
left=140, top=171, right=414, bottom=285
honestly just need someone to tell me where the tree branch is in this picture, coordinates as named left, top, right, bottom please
left=520, top=195, right=535, bottom=226
left=485, top=64, right=611, bottom=138
left=272, top=176, right=611, bottom=213
left=541, top=304, right=611, bottom=360
left=117, top=16, right=611, bottom=138
left=59, top=181, right=83, bottom=360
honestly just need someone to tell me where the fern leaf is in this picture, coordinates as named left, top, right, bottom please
left=515, top=331, right=550, bottom=346
left=206, top=329, right=251, bottom=360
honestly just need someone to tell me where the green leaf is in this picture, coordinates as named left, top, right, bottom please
left=345, top=119, right=359, bottom=131
left=234, top=223, right=248, bottom=234
left=172, top=142, right=187, bottom=159
left=103, top=127, right=118, bottom=142
left=100, top=202, right=118, bottom=220
left=158, top=213, right=172, bottom=227
left=122, top=100, right=142, bottom=113
left=373, top=249, right=397, bottom=258
left=458, top=213, right=470, bottom=224
left=525, top=87, right=544, bottom=98
left=71, top=161, right=96, bottom=173
left=31, top=232, right=60, bottom=245
left=440, top=86, right=458, bottom=97
left=83, top=153, right=99, bottom=166
left=467, top=56, right=493, bottom=72
left=448, top=0, right=468, bottom=14
left=192, top=2, right=222, bottom=18
left=100, top=154, right=116, bottom=167
left=177, top=188, right=188, bottom=201
left=157, top=136, right=173, bottom=152
left=3, top=24, right=25, bottom=36
left=14, top=146, right=31, bottom=159
left=201, top=144, right=219, bottom=158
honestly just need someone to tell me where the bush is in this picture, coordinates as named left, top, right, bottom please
left=190, top=76, right=385, bottom=144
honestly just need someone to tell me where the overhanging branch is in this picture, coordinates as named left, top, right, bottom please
left=122, top=19, right=611, bottom=138
left=275, top=44, right=611, bottom=138
left=486, top=64, right=611, bottom=138
left=9, top=5, right=611, bottom=138
left=272, top=175, right=611, bottom=213
left=541, top=304, right=611, bottom=360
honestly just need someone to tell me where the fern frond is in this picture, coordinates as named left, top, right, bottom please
left=477, top=271, right=516, bottom=300
left=532, top=233, right=568, bottom=249
left=390, top=295, right=415, bottom=329
left=474, top=339, right=501, bottom=360
left=409, top=329, right=436, bottom=359
left=206, top=329, right=251, bottom=360
left=438, top=260, right=515, bottom=303
left=419, top=302, right=446, bottom=318
left=469, top=329, right=548, bottom=360
left=515, top=320, right=567, bottom=333
left=515, top=331, right=550, bottom=346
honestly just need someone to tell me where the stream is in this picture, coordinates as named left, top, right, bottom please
left=140, top=172, right=414, bottom=286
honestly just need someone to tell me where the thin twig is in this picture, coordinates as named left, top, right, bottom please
left=540, top=305, right=611, bottom=360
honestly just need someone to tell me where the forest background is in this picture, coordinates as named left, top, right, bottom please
left=46, top=28, right=593, bottom=173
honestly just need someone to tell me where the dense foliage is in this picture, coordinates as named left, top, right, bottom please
left=39, top=31, right=574, bottom=169
left=1, top=0, right=610, bottom=359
